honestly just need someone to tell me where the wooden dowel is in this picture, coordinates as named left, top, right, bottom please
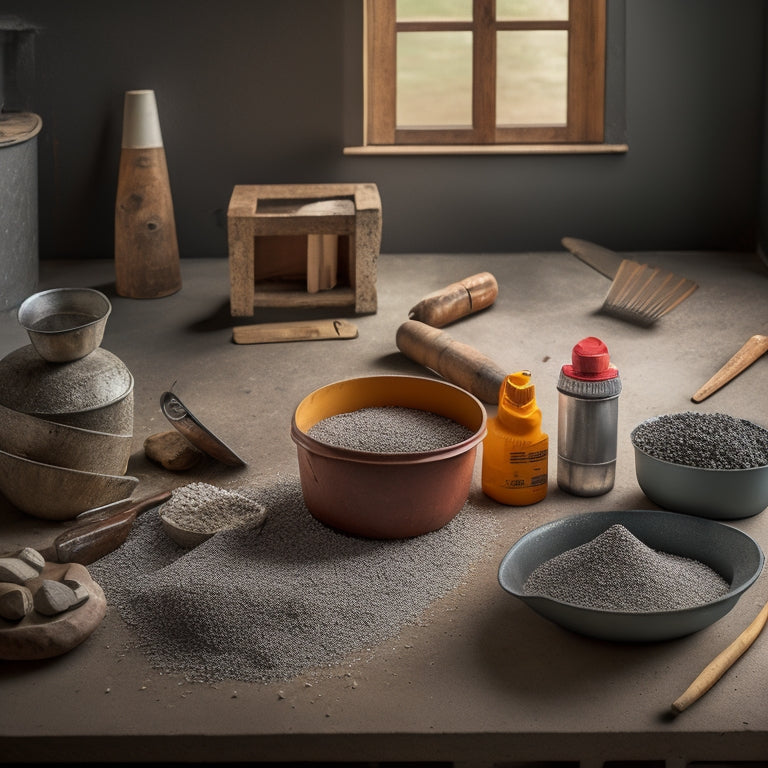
left=691, top=334, right=768, bottom=403
left=670, top=599, right=768, bottom=714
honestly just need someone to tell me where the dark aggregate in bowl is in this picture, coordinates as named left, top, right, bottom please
left=631, top=411, right=768, bottom=469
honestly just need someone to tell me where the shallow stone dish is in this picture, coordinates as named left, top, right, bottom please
left=498, top=509, right=764, bottom=642
left=290, top=375, right=487, bottom=539
left=0, top=448, right=138, bottom=521
left=18, top=287, right=112, bottom=362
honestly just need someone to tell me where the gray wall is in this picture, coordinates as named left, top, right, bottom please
left=1, top=0, right=765, bottom=257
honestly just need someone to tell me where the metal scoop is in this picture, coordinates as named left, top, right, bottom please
left=160, top=391, right=246, bottom=467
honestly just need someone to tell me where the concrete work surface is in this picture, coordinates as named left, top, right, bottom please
left=0, top=251, right=767, bottom=767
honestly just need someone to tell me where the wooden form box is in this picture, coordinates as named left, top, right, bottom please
left=227, top=183, right=382, bottom=316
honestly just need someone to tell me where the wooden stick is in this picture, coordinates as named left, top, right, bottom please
left=233, top=319, right=357, bottom=344
left=670, top=599, right=768, bottom=714
left=691, top=334, right=768, bottom=403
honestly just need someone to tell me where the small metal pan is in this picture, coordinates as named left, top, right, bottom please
left=160, top=391, right=246, bottom=467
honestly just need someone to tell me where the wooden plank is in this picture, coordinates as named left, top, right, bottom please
left=232, top=319, right=358, bottom=344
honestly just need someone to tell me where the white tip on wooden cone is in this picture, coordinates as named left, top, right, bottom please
left=121, top=89, right=164, bottom=149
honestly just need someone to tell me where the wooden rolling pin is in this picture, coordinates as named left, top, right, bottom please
left=691, top=334, right=768, bottom=402
left=408, top=272, right=499, bottom=328
left=396, top=319, right=506, bottom=404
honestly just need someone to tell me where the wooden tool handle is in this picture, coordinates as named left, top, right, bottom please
left=408, top=272, right=499, bottom=328
left=671, top=598, right=768, bottom=714
left=691, top=334, right=768, bottom=402
left=46, top=490, right=172, bottom=565
left=396, top=319, right=506, bottom=404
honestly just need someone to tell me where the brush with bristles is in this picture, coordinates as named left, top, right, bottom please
left=562, top=237, right=699, bottom=327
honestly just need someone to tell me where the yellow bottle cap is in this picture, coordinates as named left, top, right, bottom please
left=503, top=370, right=534, bottom=407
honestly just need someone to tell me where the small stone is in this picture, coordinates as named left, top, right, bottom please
left=0, top=583, right=33, bottom=620
left=15, top=548, right=45, bottom=573
left=0, top=557, right=39, bottom=585
left=33, top=579, right=79, bottom=616
left=63, top=579, right=90, bottom=608
left=144, top=430, right=203, bottom=471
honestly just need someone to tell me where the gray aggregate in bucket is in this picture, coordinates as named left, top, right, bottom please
left=308, top=406, right=474, bottom=452
left=90, top=475, right=501, bottom=684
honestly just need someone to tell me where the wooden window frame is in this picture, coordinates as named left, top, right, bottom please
left=366, top=0, right=606, bottom=146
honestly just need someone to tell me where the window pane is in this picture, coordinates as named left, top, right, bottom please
left=396, top=0, right=472, bottom=21
left=497, top=30, right=567, bottom=126
left=397, top=31, right=472, bottom=127
left=497, top=0, right=568, bottom=21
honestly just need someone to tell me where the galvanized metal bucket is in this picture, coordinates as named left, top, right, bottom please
left=0, top=111, right=42, bottom=312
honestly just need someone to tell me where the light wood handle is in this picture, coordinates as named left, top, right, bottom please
left=396, top=319, right=506, bottom=404
left=691, top=334, right=768, bottom=402
left=408, top=272, right=498, bottom=328
left=671, top=599, right=768, bottom=714
left=233, top=319, right=358, bottom=344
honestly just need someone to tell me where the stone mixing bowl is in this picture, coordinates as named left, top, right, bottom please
left=18, top=287, right=112, bottom=362
left=0, top=447, right=139, bottom=521
left=631, top=417, right=768, bottom=520
left=290, top=374, right=487, bottom=539
left=0, top=403, right=132, bottom=475
left=498, top=509, right=764, bottom=642
left=0, top=344, right=134, bottom=434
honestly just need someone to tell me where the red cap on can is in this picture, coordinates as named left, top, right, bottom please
left=561, top=337, right=619, bottom=381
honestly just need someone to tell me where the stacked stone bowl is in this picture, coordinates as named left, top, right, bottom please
left=0, top=288, right=137, bottom=520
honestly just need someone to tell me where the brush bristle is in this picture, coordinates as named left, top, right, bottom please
left=601, top=259, right=698, bottom=326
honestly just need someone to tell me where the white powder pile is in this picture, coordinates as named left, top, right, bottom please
left=90, top=475, right=501, bottom=684
left=523, top=524, right=730, bottom=612
left=160, top=482, right=266, bottom=535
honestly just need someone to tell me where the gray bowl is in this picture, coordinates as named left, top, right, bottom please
left=632, top=444, right=768, bottom=520
left=18, top=287, right=112, bottom=362
left=498, top=509, right=764, bottom=642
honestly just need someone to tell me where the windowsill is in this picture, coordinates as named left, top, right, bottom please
left=343, top=143, right=629, bottom=156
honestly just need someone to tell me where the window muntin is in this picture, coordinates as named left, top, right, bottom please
left=366, top=0, right=606, bottom=146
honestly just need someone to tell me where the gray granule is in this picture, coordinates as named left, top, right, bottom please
left=631, top=411, right=768, bottom=469
left=307, top=406, right=474, bottom=452
left=523, top=524, right=729, bottom=612
left=89, top=475, right=500, bottom=684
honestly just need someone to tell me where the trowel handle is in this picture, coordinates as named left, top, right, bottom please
left=44, top=490, right=172, bottom=565
left=691, top=334, right=768, bottom=403
left=396, top=319, right=506, bottom=404
left=408, top=272, right=498, bottom=328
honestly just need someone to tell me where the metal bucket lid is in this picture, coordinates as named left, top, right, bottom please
left=0, top=344, right=133, bottom=415
left=0, top=112, right=42, bottom=147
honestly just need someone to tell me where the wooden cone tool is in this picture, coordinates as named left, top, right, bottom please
left=114, top=89, right=181, bottom=298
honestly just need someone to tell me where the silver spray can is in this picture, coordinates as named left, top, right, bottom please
left=557, top=337, right=621, bottom=496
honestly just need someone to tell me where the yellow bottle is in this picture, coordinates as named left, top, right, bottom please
left=481, top=370, right=549, bottom=506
